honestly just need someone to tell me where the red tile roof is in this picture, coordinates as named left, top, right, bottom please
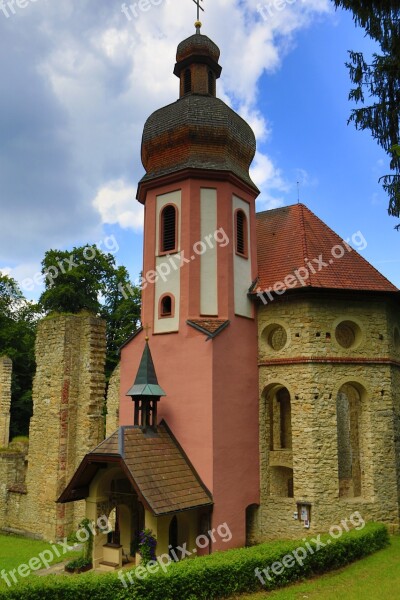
left=254, top=204, right=398, bottom=294
left=187, top=319, right=229, bottom=337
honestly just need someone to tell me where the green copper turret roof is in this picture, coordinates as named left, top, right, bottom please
left=126, top=341, right=166, bottom=397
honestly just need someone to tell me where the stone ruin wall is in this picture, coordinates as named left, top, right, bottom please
left=0, top=314, right=107, bottom=541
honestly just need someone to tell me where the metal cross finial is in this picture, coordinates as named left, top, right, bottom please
left=192, top=0, right=204, bottom=22
left=143, top=323, right=151, bottom=340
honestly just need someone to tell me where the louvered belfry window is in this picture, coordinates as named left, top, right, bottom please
left=236, top=209, right=247, bottom=256
left=161, top=205, right=177, bottom=253
left=184, top=69, right=192, bottom=95
left=208, top=70, right=215, bottom=96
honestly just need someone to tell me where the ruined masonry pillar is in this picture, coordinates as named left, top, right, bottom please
left=24, top=313, right=106, bottom=540
left=0, top=356, right=12, bottom=447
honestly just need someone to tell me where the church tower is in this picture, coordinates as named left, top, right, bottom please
left=120, top=23, right=260, bottom=549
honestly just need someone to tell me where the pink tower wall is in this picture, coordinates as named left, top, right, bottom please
left=120, top=175, right=260, bottom=550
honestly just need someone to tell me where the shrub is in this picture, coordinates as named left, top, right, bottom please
left=64, top=557, right=92, bottom=573
left=138, top=529, right=157, bottom=566
left=0, top=522, right=389, bottom=600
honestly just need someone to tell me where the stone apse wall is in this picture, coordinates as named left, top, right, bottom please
left=0, top=313, right=106, bottom=541
left=255, top=293, right=400, bottom=541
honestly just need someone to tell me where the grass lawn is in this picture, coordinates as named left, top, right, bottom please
left=0, top=533, right=79, bottom=589
left=234, top=534, right=400, bottom=600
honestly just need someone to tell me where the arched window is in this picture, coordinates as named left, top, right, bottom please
left=184, top=69, right=191, bottom=95
left=160, top=295, right=172, bottom=317
left=336, top=383, right=362, bottom=498
left=269, top=386, right=292, bottom=451
left=235, top=209, right=248, bottom=257
left=277, top=388, right=292, bottom=450
left=160, top=205, right=177, bottom=253
left=208, top=70, right=215, bottom=95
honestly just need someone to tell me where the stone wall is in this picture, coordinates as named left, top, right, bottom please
left=0, top=449, right=27, bottom=533
left=106, top=363, right=120, bottom=439
left=4, top=313, right=106, bottom=541
left=255, top=293, right=400, bottom=541
left=0, top=356, right=12, bottom=448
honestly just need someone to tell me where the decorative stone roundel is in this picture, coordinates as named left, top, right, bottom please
left=267, top=325, right=287, bottom=351
left=335, top=321, right=360, bottom=349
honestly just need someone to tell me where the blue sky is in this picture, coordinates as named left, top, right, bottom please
left=0, top=0, right=398, bottom=298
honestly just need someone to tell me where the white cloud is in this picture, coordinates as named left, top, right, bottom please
left=0, top=0, right=333, bottom=288
left=251, top=151, right=290, bottom=209
left=294, top=167, right=319, bottom=189
left=93, top=180, right=144, bottom=231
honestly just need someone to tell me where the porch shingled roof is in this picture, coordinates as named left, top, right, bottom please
left=57, top=421, right=213, bottom=516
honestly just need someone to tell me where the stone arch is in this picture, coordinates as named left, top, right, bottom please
left=263, top=383, right=293, bottom=451
left=335, top=380, right=369, bottom=498
left=262, top=383, right=294, bottom=498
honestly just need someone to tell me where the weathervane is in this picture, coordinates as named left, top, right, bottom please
left=192, top=0, right=204, bottom=29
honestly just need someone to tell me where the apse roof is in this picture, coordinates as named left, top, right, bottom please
left=254, top=203, right=398, bottom=295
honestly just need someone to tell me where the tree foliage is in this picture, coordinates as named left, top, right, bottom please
left=332, top=1, right=400, bottom=227
left=0, top=274, right=39, bottom=438
left=39, top=246, right=116, bottom=314
left=38, top=246, right=141, bottom=380
left=100, top=265, right=141, bottom=379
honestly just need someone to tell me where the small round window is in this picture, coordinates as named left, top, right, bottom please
left=335, top=320, right=361, bottom=349
left=264, top=324, right=288, bottom=351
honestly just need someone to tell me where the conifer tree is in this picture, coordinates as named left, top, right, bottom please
left=333, top=1, right=400, bottom=226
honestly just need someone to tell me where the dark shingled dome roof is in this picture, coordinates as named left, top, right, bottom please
left=138, top=31, right=258, bottom=196
left=140, top=95, right=257, bottom=189
left=176, top=33, right=220, bottom=62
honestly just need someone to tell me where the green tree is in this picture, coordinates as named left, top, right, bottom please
left=0, top=274, right=39, bottom=438
left=101, top=265, right=141, bottom=379
left=332, top=1, right=400, bottom=226
left=39, top=246, right=116, bottom=314
left=39, top=246, right=141, bottom=380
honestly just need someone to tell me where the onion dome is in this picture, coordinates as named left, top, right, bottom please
left=137, top=29, right=257, bottom=201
